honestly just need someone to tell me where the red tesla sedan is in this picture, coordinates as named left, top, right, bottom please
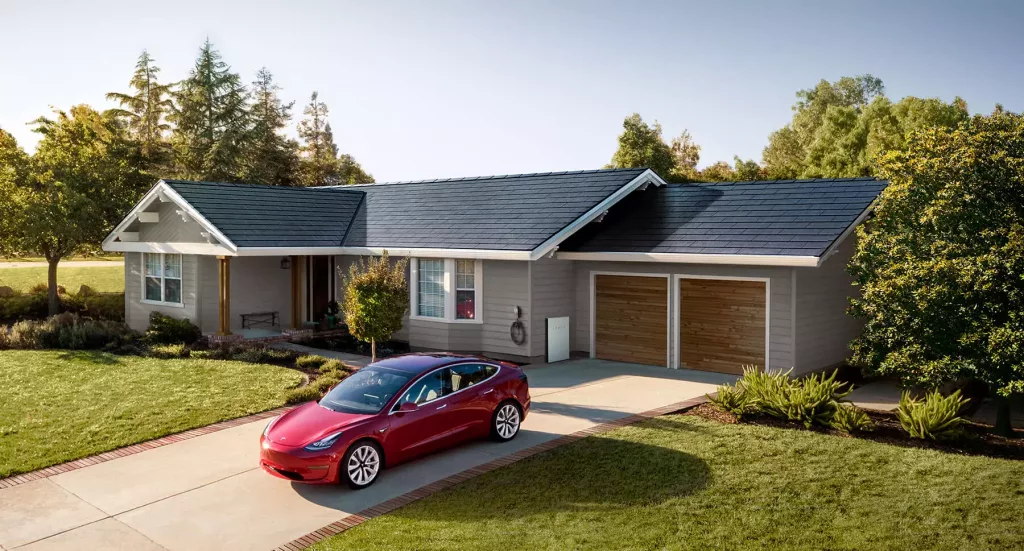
left=260, top=353, right=530, bottom=489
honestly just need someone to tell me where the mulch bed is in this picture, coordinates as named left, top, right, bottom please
left=685, top=402, right=1024, bottom=460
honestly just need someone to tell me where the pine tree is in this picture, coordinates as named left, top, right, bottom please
left=297, top=91, right=339, bottom=186
left=241, top=68, right=299, bottom=185
left=105, top=50, right=174, bottom=171
left=169, top=40, right=250, bottom=181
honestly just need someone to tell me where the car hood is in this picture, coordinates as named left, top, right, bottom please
left=267, top=401, right=373, bottom=448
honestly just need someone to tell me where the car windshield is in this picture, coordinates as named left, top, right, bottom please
left=319, top=366, right=412, bottom=414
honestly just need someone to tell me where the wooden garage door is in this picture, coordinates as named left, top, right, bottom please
left=594, top=274, right=667, bottom=366
left=679, top=279, right=766, bottom=374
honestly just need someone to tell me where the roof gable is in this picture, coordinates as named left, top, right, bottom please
left=561, top=177, right=886, bottom=259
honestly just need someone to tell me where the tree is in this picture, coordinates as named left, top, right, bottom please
left=848, top=112, right=1024, bottom=436
left=669, top=130, right=701, bottom=181
left=762, top=75, right=968, bottom=179
left=733, top=156, right=764, bottom=180
left=242, top=68, right=300, bottom=185
left=0, top=128, right=30, bottom=257
left=336, top=154, right=374, bottom=184
left=341, top=252, right=409, bottom=362
left=169, top=40, right=250, bottom=181
left=297, top=91, right=339, bottom=186
left=106, top=50, right=174, bottom=171
left=607, top=114, right=675, bottom=178
left=697, top=161, right=735, bottom=182
left=17, top=106, right=147, bottom=314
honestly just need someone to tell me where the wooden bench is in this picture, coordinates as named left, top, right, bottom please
left=240, top=311, right=279, bottom=330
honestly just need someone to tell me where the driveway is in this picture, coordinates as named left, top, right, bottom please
left=0, top=359, right=733, bottom=551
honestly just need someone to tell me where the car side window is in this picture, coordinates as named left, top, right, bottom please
left=450, top=364, right=498, bottom=392
left=398, top=369, right=452, bottom=406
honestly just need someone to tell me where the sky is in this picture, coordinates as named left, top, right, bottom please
left=2, top=0, right=1023, bottom=182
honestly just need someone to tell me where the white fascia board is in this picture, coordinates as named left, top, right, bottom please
left=234, top=246, right=532, bottom=260
left=814, top=199, right=876, bottom=267
left=103, top=242, right=235, bottom=256
left=101, top=181, right=237, bottom=253
left=528, top=169, right=666, bottom=261
left=555, top=251, right=820, bottom=267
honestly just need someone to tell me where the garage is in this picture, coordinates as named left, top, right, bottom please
left=678, top=278, right=766, bottom=374
left=593, top=273, right=669, bottom=367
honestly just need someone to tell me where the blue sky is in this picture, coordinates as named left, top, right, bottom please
left=1, top=0, right=1022, bottom=181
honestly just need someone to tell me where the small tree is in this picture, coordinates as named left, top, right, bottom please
left=849, top=112, right=1024, bottom=436
left=341, top=252, right=409, bottom=362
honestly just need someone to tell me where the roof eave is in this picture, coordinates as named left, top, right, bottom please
left=555, top=251, right=821, bottom=267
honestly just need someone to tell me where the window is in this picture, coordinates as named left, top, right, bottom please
left=398, top=369, right=452, bottom=406
left=455, top=260, right=476, bottom=320
left=321, top=366, right=412, bottom=414
left=417, top=259, right=446, bottom=318
left=143, top=253, right=182, bottom=305
left=450, top=363, right=497, bottom=392
left=411, top=258, right=483, bottom=323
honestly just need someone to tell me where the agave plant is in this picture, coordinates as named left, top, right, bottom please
left=896, top=390, right=969, bottom=440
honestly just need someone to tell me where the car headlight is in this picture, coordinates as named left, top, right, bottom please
left=304, top=430, right=344, bottom=452
left=262, top=416, right=280, bottom=438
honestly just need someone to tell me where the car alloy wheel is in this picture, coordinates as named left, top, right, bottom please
left=493, top=402, right=521, bottom=441
left=344, top=442, right=381, bottom=489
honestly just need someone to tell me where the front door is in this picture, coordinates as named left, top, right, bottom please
left=307, top=256, right=332, bottom=322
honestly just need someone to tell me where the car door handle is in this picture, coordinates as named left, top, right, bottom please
left=482, top=389, right=494, bottom=395
left=436, top=403, right=447, bottom=410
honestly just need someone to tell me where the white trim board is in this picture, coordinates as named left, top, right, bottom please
left=558, top=251, right=819, bottom=267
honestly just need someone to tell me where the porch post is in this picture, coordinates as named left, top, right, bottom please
left=218, top=256, right=231, bottom=336
left=290, top=255, right=301, bottom=328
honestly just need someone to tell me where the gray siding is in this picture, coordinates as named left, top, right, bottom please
left=226, top=256, right=292, bottom=331
left=124, top=252, right=201, bottom=333
left=528, top=257, right=576, bottom=358
left=137, top=202, right=210, bottom=243
left=571, top=260, right=795, bottom=371
left=794, top=236, right=863, bottom=374
left=197, top=256, right=219, bottom=333
left=480, top=260, right=530, bottom=359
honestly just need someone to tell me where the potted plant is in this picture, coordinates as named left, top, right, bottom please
left=325, top=300, right=341, bottom=329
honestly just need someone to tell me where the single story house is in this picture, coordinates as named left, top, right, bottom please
left=102, top=168, right=886, bottom=375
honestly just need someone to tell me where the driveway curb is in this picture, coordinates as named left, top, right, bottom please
left=274, top=395, right=709, bottom=551
left=0, top=407, right=291, bottom=490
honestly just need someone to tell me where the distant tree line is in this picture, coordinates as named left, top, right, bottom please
left=608, top=74, right=972, bottom=182
left=0, top=40, right=373, bottom=314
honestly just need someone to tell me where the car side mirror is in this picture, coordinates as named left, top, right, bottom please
left=398, top=401, right=418, bottom=413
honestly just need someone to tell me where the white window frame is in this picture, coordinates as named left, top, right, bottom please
left=409, top=258, right=483, bottom=324
left=141, top=252, right=184, bottom=307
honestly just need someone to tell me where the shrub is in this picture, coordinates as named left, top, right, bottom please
left=78, top=293, right=124, bottom=321
left=77, top=285, right=95, bottom=297
left=230, top=347, right=273, bottom=364
left=27, top=282, right=48, bottom=295
left=757, top=370, right=851, bottom=428
left=313, top=373, right=346, bottom=393
left=295, top=354, right=329, bottom=370
left=284, top=385, right=323, bottom=405
left=148, top=343, right=190, bottom=359
left=145, top=312, right=202, bottom=345
left=830, top=403, right=874, bottom=433
left=897, top=389, right=969, bottom=440
left=318, top=359, right=347, bottom=374
left=1, top=313, right=137, bottom=350
left=707, top=384, right=753, bottom=418
left=0, top=293, right=48, bottom=322
left=191, top=347, right=233, bottom=361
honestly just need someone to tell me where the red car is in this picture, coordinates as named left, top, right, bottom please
left=260, top=353, right=530, bottom=489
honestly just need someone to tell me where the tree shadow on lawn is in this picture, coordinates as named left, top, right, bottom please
left=56, top=350, right=123, bottom=365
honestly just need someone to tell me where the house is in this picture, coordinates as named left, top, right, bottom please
left=102, top=168, right=886, bottom=375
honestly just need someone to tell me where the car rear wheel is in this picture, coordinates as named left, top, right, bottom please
left=491, top=401, right=522, bottom=442
left=342, top=440, right=382, bottom=490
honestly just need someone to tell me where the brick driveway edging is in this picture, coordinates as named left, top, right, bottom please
left=0, top=406, right=292, bottom=490
left=274, top=395, right=710, bottom=551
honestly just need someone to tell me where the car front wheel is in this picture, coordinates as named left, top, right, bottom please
left=491, top=401, right=522, bottom=442
left=341, top=440, right=382, bottom=490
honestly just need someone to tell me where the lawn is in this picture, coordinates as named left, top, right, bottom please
left=0, top=265, right=124, bottom=293
left=313, top=415, right=1024, bottom=551
left=0, top=350, right=303, bottom=477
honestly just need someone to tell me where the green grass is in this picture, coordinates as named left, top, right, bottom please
left=0, top=265, right=124, bottom=293
left=0, top=254, right=123, bottom=263
left=0, top=350, right=303, bottom=477
left=313, top=415, right=1024, bottom=551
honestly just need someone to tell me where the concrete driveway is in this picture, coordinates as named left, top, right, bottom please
left=0, top=359, right=733, bottom=551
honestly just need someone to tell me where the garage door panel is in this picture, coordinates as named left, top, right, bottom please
left=594, top=274, right=667, bottom=367
left=679, top=279, right=766, bottom=375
